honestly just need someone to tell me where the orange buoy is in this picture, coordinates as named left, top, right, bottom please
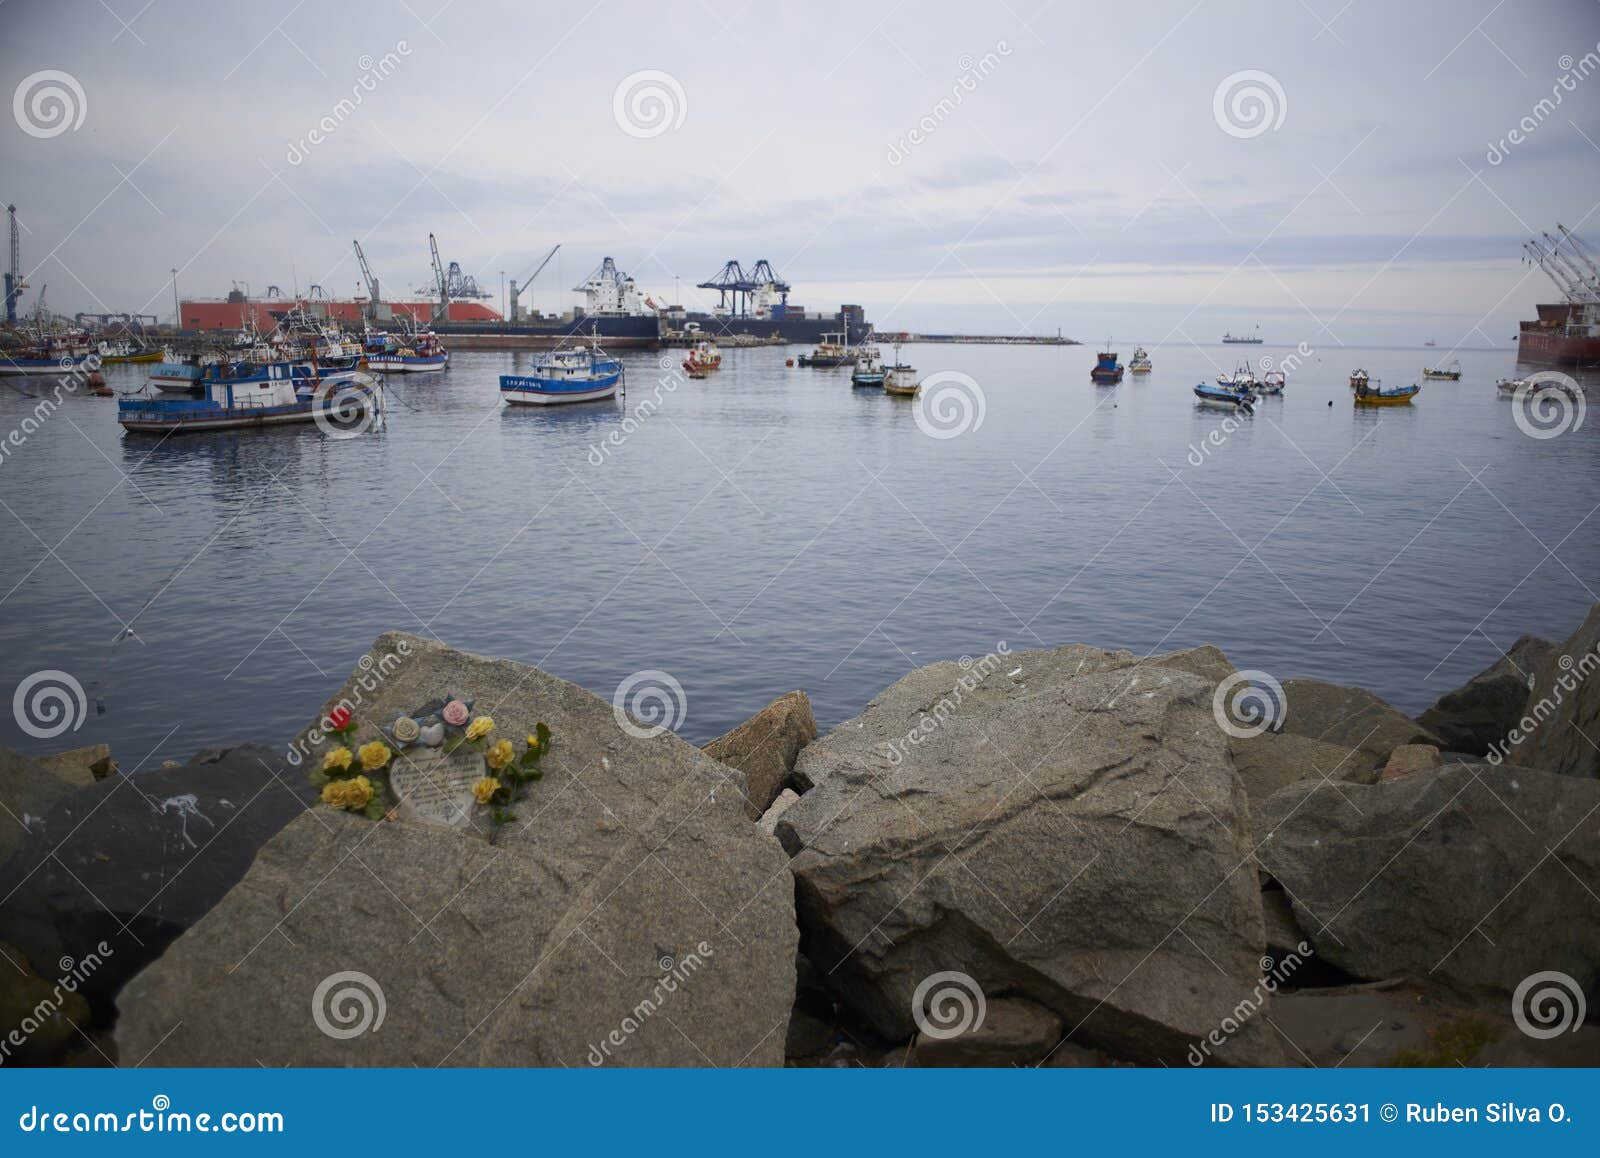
left=785, top=357, right=794, bottom=367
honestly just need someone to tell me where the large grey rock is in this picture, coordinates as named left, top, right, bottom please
left=0, top=743, right=310, bottom=1017
left=115, top=633, right=797, bottom=1067
left=1279, top=679, right=1442, bottom=769
left=703, top=690, right=817, bottom=817
left=1419, top=635, right=1553, bottom=756
left=1229, top=731, right=1372, bottom=803
left=1257, top=763, right=1600, bottom=1006
left=776, top=642, right=1280, bottom=1066
left=1506, top=603, right=1600, bottom=778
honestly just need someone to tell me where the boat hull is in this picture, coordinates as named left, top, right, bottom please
left=1353, top=388, right=1420, bottom=406
left=798, top=356, right=850, bottom=367
left=851, top=372, right=886, bottom=387
left=366, top=353, right=448, bottom=372
left=500, top=370, right=621, bottom=405
left=118, top=386, right=378, bottom=434
left=1090, top=370, right=1124, bottom=384
left=0, top=358, right=89, bottom=376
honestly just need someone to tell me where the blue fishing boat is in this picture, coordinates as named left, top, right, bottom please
left=1193, top=381, right=1256, bottom=413
left=118, top=364, right=378, bottom=434
left=1090, top=342, right=1123, bottom=384
left=499, top=337, right=622, bottom=406
left=851, top=344, right=886, bottom=387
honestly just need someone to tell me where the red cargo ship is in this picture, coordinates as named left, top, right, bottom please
left=179, top=290, right=499, bottom=332
left=1516, top=225, right=1600, bottom=367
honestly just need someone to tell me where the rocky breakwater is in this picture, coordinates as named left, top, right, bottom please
left=775, top=642, right=1282, bottom=1066
left=112, top=633, right=797, bottom=1067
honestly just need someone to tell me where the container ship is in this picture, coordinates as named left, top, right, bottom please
left=1517, top=224, right=1600, bottom=366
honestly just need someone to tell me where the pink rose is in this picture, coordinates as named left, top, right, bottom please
left=442, top=700, right=469, bottom=727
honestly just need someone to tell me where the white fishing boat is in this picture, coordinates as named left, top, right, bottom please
left=500, top=333, right=623, bottom=405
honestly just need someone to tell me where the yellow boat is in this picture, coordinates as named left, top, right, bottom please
left=97, top=340, right=164, bottom=365
left=1353, top=379, right=1420, bottom=406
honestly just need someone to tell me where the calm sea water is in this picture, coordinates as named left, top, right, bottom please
left=1, top=341, right=1595, bottom=766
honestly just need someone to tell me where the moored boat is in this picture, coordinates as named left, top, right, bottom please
left=1257, top=370, right=1285, bottom=395
left=1423, top=357, right=1461, bottom=380
left=1496, top=375, right=1578, bottom=397
left=0, top=351, right=93, bottom=375
left=682, top=337, right=722, bottom=374
left=97, top=339, right=165, bottom=365
left=851, top=344, right=886, bottom=387
left=500, top=336, right=623, bottom=405
left=363, top=328, right=448, bottom=372
left=1216, top=363, right=1258, bottom=391
left=118, top=366, right=380, bottom=433
left=883, top=339, right=917, bottom=395
left=1090, top=342, right=1124, bottom=384
left=1352, top=378, right=1420, bottom=406
left=798, top=332, right=851, bottom=367
left=1193, top=381, right=1256, bottom=413
left=1128, top=346, right=1152, bottom=374
left=1349, top=368, right=1370, bottom=391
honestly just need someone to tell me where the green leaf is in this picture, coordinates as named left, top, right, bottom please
left=443, top=735, right=464, bottom=754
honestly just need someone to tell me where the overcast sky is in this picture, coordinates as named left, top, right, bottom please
left=2, top=0, right=1598, bottom=345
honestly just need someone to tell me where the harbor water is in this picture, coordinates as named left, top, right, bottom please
left=1, top=342, right=1594, bottom=765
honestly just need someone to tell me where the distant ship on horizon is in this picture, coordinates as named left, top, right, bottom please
left=1221, top=327, right=1263, bottom=344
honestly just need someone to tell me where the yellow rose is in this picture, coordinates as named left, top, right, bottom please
left=525, top=734, right=541, bottom=757
left=322, top=775, right=374, bottom=811
left=472, top=776, right=501, bottom=805
left=322, top=746, right=353, bottom=774
left=464, top=716, right=494, bottom=742
left=358, top=740, right=391, bottom=771
left=486, top=738, right=514, bottom=771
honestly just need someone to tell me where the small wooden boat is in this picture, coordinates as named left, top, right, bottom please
left=1422, top=358, right=1461, bottom=380
left=851, top=345, right=886, bottom=387
left=1352, top=378, right=1420, bottom=406
left=1257, top=370, right=1285, bottom=395
left=1349, top=369, right=1370, bottom=391
left=1090, top=342, right=1123, bottom=384
left=1217, top=363, right=1258, bottom=391
left=1193, top=382, right=1255, bottom=413
left=500, top=335, right=622, bottom=405
left=1496, top=376, right=1576, bottom=397
left=1128, top=346, right=1152, bottom=374
left=97, top=339, right=165, bottom=365
left=883, top=340, right=917, bottom=395
left=798, top=332, right=851, bottom=367
left=681, top=338, right=722, bottom=373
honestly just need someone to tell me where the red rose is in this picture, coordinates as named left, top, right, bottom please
left=328, top=706, right=353, bottom=731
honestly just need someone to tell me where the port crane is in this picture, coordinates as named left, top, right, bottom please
left=696, top=258, right=791, bottom=317
left=353, top=239, right=384, bottom=320
left=5, top=204, right=27, bottom=325
left=508, top=244, right=560, bottom=323
left=1525, top=237, right=1600, bottom=304
left=426, top=233, right=449, bottom=322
